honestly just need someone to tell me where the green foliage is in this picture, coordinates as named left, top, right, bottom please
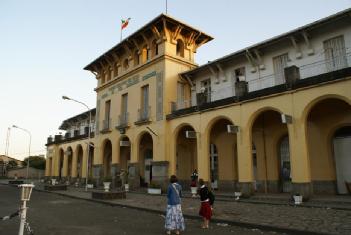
left=6, top=160, right=18, bottom=170
left=103, top=176, right=112, bottom=182
left=23, top=156, right=46, bottom=170
left=148, top=181, right=161, bottom=188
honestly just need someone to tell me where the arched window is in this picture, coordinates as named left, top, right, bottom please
left=105, top=69, right=111, bottom=82
left=142, top=45, right=149, bottom=63
left=101, top=72, right=106, bottom=84
left=152, top=40, right=159, bottom=57
left=113, top=63, right=118, bottom=77
left=134, top=51, right=140, bottom=66
left=123, top=58, right=129, bottom=70
left=176, top=39, right=184, bottom=57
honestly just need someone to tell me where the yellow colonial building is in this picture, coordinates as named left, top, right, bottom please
left=46, top=9, right=351, bottom=199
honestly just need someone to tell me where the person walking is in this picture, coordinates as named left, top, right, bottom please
left=198, top=178, right=212, bottom=229
left=165, top=175, right=185, bottom=235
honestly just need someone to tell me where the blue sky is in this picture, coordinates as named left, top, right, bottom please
left=1, top=0, right=350, bottom=160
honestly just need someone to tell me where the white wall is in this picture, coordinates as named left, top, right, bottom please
left=190, top=21, right=351, bottom=105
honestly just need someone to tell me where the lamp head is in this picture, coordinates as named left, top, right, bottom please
left=62, top=95, right=70, bottom=100
left=12, top=125, right=18, bottom=128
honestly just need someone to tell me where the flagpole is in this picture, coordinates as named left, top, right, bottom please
left=166, top=0, right=168, bottom=14
left=120, top=24, right=122, bottom=42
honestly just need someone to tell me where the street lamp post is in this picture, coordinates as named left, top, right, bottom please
left=18, top=183, right=34, bottom=235
left=62, top=95, right=91, bottom=191
left=12, top=125, right=31, bottom=181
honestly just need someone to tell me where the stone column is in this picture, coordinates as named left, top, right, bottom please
left=196, top=132, right=210, bottom=184
left=236, top=124, right=254, bottom=197
left=45, top=157, right=51, bottom=177
left=62, top=153, right=69, bottom=181
left=288, top=120, right=312, bottom=200
left=81, top=145, right=88, bottom=180
left=71, top=149, right=78, bottom=182
left=53, top=153, right=59, bottom=178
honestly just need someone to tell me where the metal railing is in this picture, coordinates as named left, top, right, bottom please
left=118, top=112, right=129, bottom=127
left=101, top=118, right=111, bottom=131
left=170, top=100, right=192, bottom=112
left=248, top=52, right=351, bottom=92
left=137, top=106, right=151, bottom=122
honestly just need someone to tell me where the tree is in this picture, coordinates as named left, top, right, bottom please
left=7, top=160, right=18, bottom=170
left=23, top=156, right=46, bottom=170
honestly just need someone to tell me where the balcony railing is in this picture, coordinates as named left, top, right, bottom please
left=169, top=52, right=350, bottom=114
left=135, top=106, right=151, bottom=124
left=116, top=112, right=129, bottom=128
left=248, top=52, right=350, bottom=92
left=100, top=118, right=112, bottom=133
left=170, top=100, right=192, bottom=112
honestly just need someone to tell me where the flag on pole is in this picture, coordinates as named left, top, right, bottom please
left=121, top=18, right=131, bottom=30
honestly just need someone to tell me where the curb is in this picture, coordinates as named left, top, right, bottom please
left=128, top=191, right=351, bottom=212
left=30, top=187, right=329, bottom=235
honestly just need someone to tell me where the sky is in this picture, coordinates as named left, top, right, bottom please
left=1, top=0, right=350, bottom=160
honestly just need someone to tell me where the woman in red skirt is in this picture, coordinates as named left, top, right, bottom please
left=198, top=178, right=212, bottom=229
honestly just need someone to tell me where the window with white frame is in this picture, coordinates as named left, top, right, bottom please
left=323, top=35, right=347, bottom=72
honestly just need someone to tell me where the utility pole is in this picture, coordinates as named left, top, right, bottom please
left=5, top=127, right=10, bottom=156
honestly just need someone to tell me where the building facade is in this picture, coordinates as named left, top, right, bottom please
left=46, top=10, right=351, bottom=198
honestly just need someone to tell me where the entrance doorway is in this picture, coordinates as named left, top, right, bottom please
left=279, top=136, right=291, bottom=193
left=333, top=126, right=351, bottom=194
left=144, top=149, right=153, bottom=184
left=210, top=144, right=219, bottom=189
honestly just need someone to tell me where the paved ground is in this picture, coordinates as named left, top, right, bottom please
left=0, top=185, right=283, bottom=235
left=29, top=185, right=351, bottom=235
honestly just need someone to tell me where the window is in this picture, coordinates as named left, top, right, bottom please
left=134, top=51, right=140, bottom=66
left=324, top=35, right=347, bottom=72
left=152, top=40, right=159, bottom=57
left=234, top=67, right=246, bottom=82
left=123, top=58, right=129, bottom=70
left=101, top=73, right=106, bottom=85
left=141, top=85, right=149, bottom=119
left=273, top=53, right=289, bottom=85
left=142, top=45, right=149, bottom=63
left=120, top=93, right=128, bottom=125
left=104, top=100, right=111, bottom=129
left=113, top=63, right=118, bottom=77
left=106, top=68, right=111, bottom=82
left=176, top=39, right=184, bottom=57
left=110, top=66, right=115, bottom=79
left=200, top=79, right=211, bottom=102
left=177, top=82, right=185, bottom=109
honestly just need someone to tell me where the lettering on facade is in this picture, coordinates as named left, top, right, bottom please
left=100, top=71, right=159, bottom=98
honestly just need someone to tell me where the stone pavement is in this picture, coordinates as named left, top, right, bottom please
left=2, top=181, right=351, bottom=235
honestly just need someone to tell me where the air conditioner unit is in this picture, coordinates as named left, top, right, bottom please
left=227, top=125, right=239, bottom=133
left=120, top=140, right=130, bottom=147
left=281, top=114, right=292, bottom=124
left=237, top=75, right=246, bottom=82
left=185, top=131, right=197, bottom=139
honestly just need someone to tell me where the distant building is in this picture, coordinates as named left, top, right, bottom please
left=46, top=9, right=351, bottom=198
left=7, top=166, right=45, bottom=179
left=0, top=155, right=24, bottom=176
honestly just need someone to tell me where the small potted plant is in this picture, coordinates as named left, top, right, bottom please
left=190, top=180, right=197, bottom=197
left=148, top=181, right=162, bottom=195
left=86, top=178, right=94, bottom=189
left=293, top=193, right=303, bottom=205
left=121, top=169, right=129, bottom=192
left=103, top=176, right=112, bottom=192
